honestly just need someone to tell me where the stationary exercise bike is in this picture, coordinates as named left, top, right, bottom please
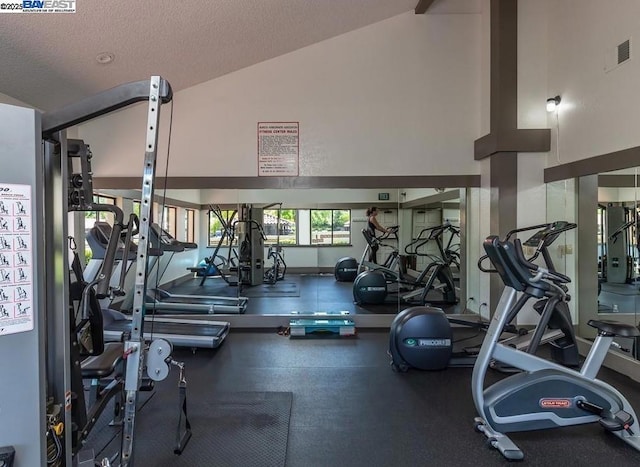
left=473, top=222, right=640, bottom=460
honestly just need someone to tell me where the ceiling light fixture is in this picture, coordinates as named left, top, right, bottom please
left=546, top=95, right=561, bottom=112
left=96, top=52, right=115, bottom=64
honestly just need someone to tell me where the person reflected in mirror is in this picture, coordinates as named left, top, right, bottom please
left=366, top=206, right=391, bottom=264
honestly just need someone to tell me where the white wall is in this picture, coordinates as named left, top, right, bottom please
left=163, top=189, right=201, bottom=205
left=78, top=11, right=482, bottom=179
left=598, top=187, right=638, bottom=203
left=546, top=0, right=640, bottom=166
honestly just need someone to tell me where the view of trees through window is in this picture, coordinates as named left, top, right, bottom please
left=84, top=195, right=116, bottom=263
left=207, top=208, right=351, bottom=246
left=310, top=209, right=350, bottom=245
left=263, top=209, right=297, bottom=245
left=208, top=210, right=237, bottom=246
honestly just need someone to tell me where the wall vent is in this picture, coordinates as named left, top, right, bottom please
left=605, top=38, right=632, bottom=73
left=618, top=39, right=631, bottom=65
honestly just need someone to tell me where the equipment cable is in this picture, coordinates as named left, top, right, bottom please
left=148, top=100, right=174, bottom=340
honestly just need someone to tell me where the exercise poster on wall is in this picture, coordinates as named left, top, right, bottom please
left=258, top=122, right=299, bottom=176
left=0, top=184, right=34, bottom=336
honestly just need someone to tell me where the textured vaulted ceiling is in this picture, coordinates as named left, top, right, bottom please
left=0, top=0, right=480, bottom=110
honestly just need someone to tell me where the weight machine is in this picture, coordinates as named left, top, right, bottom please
left=0, top=77, right=184, bottom=467
left=263, top=202, right=287, bottom=285
left=232, top=204, right=267, bottom=288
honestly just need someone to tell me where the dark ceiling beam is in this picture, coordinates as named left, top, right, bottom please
left=473, top=0, right=550, bottom=160
left=415, top=0, right=437, bottom=14
left=93, top=175, right=480, bottom=190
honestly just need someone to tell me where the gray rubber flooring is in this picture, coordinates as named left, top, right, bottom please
left=85, top=331, right=640, bottom=467
left=168, top=274, right=459, bottom=315
left=599, top=282, right=640, bottom=314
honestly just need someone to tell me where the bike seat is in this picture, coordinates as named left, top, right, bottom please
left=588, top=319, right=640, bottom=337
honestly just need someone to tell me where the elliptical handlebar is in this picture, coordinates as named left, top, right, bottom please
left=378, top=225, right=399, bottom=242
left=609, top=219, right=635, bottom=242
left=403, top=222, right=453, bottom=255
left=513, top=239, right=571, bottom=284
left=477, top=221, right=576, bottom=280
left=503, top=222, right=551, bottom=242
left=477, top=254, right=497, bottom=273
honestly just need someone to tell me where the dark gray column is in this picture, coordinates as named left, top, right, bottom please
left=576, top=175, right=598, bottom=338
left=489, top=152, right=518, bottom=312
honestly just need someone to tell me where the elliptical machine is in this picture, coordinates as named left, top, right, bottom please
left=352, top=225, right=403, bottom=304
left=473, top=222, right=640, bottom=460
left=389, top=221, right=579, bottom=371
left=354, top=223, right=458, bottom=306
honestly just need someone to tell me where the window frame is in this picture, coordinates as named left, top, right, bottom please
left=162, top=205, right=178, bottom=238
left=208, top=209, right=238, bottom=247
left=185, top=208, right=195, bottom=243
left=263, top=209, right=298, bottom=246
left=308, top=208, right=352, bottom=246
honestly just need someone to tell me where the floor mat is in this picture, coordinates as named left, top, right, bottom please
left=243, top=280, right=300, bottom=298
left=85, top=391, right=292, bottom=467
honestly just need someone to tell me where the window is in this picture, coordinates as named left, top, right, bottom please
left=204, top=207, right=351, bottom=247
left=86, top=195, right=117, bottom=225
left=310, top=209, right=351, bottom=245
left=84, top=195, right=117, bottom=231
left=209, top=209, right=237, bottom=246
left=185, top=209, right=195, bottom=243
left=132, top=200, right=141, bottom=218
left=84, top=194, right=117, bottom=264
left=162, top=206, right=177, bottom=238
left=263, top=209, right=297, bottom=245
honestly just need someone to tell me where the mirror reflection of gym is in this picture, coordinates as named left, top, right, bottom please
left=86, top=187, right=465, bottom=317
left=598, top=169, right=640, bottom=317
left=547, top=172, right=640, bottom=364
left=351, top=189, right=462, bottom=313
left=595, top=167, right=640, bottom=363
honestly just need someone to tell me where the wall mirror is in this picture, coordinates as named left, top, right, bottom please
left=546, top=168, right=640, bottom=364
left=84, top=186, right=471, bottom=320
left=597, top=168, right=640, bottom=359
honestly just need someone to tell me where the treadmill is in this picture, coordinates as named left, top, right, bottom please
left=145, top=223, right=249, bottom=314
left=88, top=222, right=248, bottom=314
left=102, top=310, right=230, bottom=349
left=86, top=223, right=231, bottom=349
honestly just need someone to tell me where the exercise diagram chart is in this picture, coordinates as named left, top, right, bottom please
left=0, top=184, right=33, bottom=336
left=258, top=122, right=299, bottom=176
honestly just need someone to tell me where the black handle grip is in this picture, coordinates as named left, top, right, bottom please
left=477, top=254, right=497, bottom=273
left=117, top=213, right=138, bottom=292
left=95, top=205, right=124, bottom=298
left=514, top=239, right=571, bottom=283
